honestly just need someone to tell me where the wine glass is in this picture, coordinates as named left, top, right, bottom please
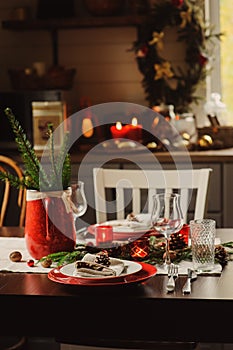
left=70, top=181, right=88, bottom=227
left=151, top=192, right=184, bottom=268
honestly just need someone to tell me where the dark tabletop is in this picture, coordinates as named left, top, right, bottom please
left=1, top=227, right=233, bottom=345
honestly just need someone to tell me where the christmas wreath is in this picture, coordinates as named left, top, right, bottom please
left=133, top=0, right=221, bottom=113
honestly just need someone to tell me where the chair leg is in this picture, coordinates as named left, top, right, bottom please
left=0, top=336, right=27, bottom=350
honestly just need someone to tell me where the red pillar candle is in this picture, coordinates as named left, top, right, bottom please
left=110, top=121, right=129, bottom=139
left=95, top=225, right=113, bottom=248
left=126, top=117, right=142, bottom=141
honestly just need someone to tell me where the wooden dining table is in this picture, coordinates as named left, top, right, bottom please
left=1, top=226, right=233, bottom=347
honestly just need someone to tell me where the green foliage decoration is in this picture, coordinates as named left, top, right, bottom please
left=0, top=108, right=71, bottom=191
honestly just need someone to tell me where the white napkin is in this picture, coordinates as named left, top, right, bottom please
left=73, top=253, right=125, bottom=278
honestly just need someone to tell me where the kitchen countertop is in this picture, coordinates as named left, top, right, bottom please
left=3, top=146, right=233, bottom=164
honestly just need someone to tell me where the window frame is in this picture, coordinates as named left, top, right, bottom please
left=206, top=0, right=221, bottom=98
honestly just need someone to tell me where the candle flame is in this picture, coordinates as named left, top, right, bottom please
left=116, top=121, right=122, bottom=130
left=131, top=117, right=138, bottom=126
left=152, top=116, right=159, bottom=128
left=82, top=118, right=94, bottom=138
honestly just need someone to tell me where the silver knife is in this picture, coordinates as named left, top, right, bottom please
left=182, top=268, right=197, bottom=294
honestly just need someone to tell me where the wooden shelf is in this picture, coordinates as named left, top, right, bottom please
left=2, top=15, right=146, bottom=65
left=2, top=15, right=146, bottom=31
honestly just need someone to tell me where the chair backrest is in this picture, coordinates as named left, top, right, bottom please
left=93, top=167, right=213, bottom=224
left=0, top=155, right=26, bottom=227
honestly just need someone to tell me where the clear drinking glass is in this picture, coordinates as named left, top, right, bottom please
left=151, top=193, right=184, bottom=267
left=190, top=218, right=216, bottom=272
left=70, top=181, right=88, bottom=224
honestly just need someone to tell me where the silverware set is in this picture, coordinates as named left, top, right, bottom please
left=166, top=265, right=197, bottom=294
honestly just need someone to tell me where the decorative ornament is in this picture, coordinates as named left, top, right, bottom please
left=136, top=44, right=148, bottom=58
left=154, top=61, right=174, bottom=80
left=149, top=31, right=164, bottom=50
left=180, top=7, right=192, bottom=28
left=169, top=232, right=187, bottom=250
left=214, top=245, right=228, bottom=267
left=94, top=250, right=111, bottom=266
left=172, top=0, right=184, bottom=7
left=132, top=0, right=222, bottom=113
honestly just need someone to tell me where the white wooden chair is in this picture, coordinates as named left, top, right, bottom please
left=93, top=167, right=213, bottom=224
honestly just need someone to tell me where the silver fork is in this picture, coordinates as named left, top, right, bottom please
left=166, top=264, right=178, bottom=292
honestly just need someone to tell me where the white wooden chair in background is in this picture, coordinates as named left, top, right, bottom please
left=93, top=167, right=213, bottom=224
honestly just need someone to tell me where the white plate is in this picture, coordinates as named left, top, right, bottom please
left=60, top=259, right=142, bottom=281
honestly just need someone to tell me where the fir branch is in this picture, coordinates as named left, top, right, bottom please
left=62, top=153, right=71, bottom=190
left=47, top=123, right=59, bottom=190
left=37, top=246, right=87, bottom=266
left=0, top=171, right=25, bottom=188
left=55, top=131, right=71, bottom=189
left=3, top=108, right=72, bottom=191
left=4, top=108, right=50, bottom=190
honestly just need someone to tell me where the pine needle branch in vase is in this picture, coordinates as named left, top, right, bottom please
left=1, top=107, right=71, bottom=191
left=4, top=107, right=49, bottom=190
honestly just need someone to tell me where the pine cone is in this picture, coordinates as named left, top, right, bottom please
left=94, top=250, right=111, bottom=266
left=169, top=232, right=187, bottom=250
left=215, top=245, right=228, bottom=267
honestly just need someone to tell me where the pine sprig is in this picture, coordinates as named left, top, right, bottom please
left=37, top=245, right=88, bottom=266
left=48, top=123, right=58, bottom=186
left=56, top=131, right=71, bottom=190
left=62, top=153, right=71, bottom=190
left=4, top=108, right=50, bottom=189
left=1, top=108, right=72, bottom=191
left=0, top=171, right=24, bottom=189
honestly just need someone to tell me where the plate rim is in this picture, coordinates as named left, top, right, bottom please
left=48, top=262, right=157, bottom=287
left=59, top=259, right=142, bottom=281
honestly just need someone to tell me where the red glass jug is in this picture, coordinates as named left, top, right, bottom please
left=25, top=189, right=76, bottom=260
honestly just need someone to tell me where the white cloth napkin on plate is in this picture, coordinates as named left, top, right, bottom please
left=73, top=253, right=125, bottom=278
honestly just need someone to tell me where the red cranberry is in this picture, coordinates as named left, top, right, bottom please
left=27, top=259, right=34, bottom=267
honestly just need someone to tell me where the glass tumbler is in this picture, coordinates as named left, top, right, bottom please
left=190, top=219, right=216, bottom=272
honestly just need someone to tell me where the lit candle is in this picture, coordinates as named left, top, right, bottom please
left=110, top=121, right=129, bottom=139
left=95, top=225, right=113, bottom=248
left=130, top=237, right=149, bottom=259
left=126, top=117, right=142, bottom=141
left=82, top=117, right=94, bottom=138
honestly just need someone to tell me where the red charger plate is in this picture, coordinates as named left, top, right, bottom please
left=48, top=262, right=157, bottom=287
